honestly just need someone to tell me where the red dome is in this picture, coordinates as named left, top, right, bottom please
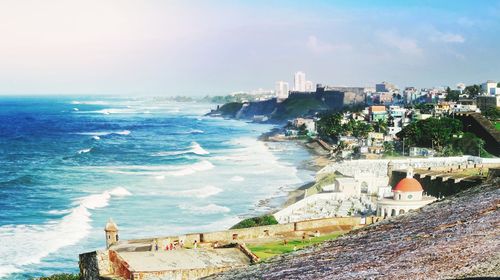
left=393, top=178, right=423, bottom=192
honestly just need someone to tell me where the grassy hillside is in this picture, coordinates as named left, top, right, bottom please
left=274, top=97, right=328, bottom=120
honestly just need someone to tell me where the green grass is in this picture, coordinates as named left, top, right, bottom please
left=274, top=97, right=327, bottom=120
left=495, top=121, right=500, bottom=131
left=247, top=232, right=342, bottom=260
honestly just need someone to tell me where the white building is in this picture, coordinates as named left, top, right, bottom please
left=294, top=71, right=306, bottom=92
left=305, top=80, right=314, bottom=92
left=376, top=167, right=435, bottom=218
left=275, top=81, right=289, bottom=102
left=293, top=118, right=316, bottom=134
left=481, top=80, right=498, bottom=96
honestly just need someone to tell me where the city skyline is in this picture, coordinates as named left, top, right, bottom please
left=1, top=0, right=500, bottom=96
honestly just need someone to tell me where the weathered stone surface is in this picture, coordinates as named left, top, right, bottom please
left=207, top=178, right=500, bottom=280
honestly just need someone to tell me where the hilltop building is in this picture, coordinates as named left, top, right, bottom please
left=481, top=80, right=499, bottom=96
left=294, top=71, right=306, bottom=92
left=369, top=105, right=387, bottom=121
left=376, top=167, right=435, bottom=218
left=305, top=80, right=314, bottom=92
left=376, top=81, right=397, bottom=93
left=275, top=81, right=289, bottom=102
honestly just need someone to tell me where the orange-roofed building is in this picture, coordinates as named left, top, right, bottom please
left=369, top=106, right=387, bottom=121
left=376, top=166, right=435, bottom=218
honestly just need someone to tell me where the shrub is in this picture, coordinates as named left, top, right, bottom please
left=230, top=215, right=278, bottom=229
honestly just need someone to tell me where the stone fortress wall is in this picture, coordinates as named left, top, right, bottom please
left=318, top=156, right=500, bottom=180
left=120, top=216, right=375, bottom=250
left=80, top=216, right=378, bottom=279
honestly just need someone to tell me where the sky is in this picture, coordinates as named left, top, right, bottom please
left=0, top=0, right=499, bottom=96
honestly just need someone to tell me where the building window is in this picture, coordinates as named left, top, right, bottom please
left=408, top=194, right=413, bottom=200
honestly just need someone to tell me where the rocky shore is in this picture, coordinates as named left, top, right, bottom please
left=207, top=176, right=500, bottom=279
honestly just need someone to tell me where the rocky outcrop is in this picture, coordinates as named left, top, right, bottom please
left=208, top=91, right=366, bottom=122
left=206, top=177, right=500, bottom=279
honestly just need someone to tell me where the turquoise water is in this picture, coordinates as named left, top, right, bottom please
left=0, top=97, right=314, bottom=279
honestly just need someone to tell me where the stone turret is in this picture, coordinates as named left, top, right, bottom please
left=105, top=218, right=119, bottom=249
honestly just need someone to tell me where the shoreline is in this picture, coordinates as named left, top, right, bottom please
left=256, top=126, right=332, bottom=214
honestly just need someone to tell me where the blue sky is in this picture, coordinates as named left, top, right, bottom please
left=0, top=0, right=499, bottom=95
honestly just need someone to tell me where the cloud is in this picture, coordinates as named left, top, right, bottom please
left=306, top=35, right=351, bottom=53
left=430, top=32, right=465, bottom=43
left=376, top=31, right=422, bottom=55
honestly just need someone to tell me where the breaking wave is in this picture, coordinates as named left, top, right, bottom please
left=75, top=130, right=131, bottom=137
left=230, top=176, right=245, bottom=182
left=77, top=148, right=92, bottom=154
left=105, top=160, right=215, bottom=177
left=0, top=187, right=131, bottom=278
left=178, top=203, right=230, bottom=215
left=152, top=142, right=209, bottom=156
left=158, top=185, right=222, bottom=198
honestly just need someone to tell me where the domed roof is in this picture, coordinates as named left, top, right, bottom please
left=393, top=178, right=423, bottom=192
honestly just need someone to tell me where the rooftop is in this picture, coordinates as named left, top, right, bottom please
left=118, top=248, right=251, bottom=272
left=393, top=178, right=423, bottom=192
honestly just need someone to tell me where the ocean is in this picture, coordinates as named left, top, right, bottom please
left=0, top=96, right=314, bottom=279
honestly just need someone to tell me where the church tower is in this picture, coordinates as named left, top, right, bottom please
left=104, top=218, right=119, bottom=249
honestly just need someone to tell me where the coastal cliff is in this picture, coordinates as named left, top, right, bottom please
left=207, top=175, right=500, bottom=279
left=208, top=91, right=366, bottom=122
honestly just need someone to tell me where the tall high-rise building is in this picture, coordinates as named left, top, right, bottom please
left=275, top=81, right=289, bottom=102
left=294, top=71, right=306, bottom=92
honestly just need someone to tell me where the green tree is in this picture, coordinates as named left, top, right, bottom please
left=383, top=141, right=395, bottom=156
left=396, top=117, right=462, bottom=152
left=414, top=103, right=434, bottom=114
left=463, top=84, right=482, bottom=99
left=445, top=90, right=460, bottom=102
left=454, top=132, right=484, bottom=156
left=374, top=119, right=388, bottom=133
left=317, top=113, right=344, bottom=139
left=353, top=121, right=373, bottom=139
left=482, top=107, right=500, bottom=120
left=298, top=124, right=307, bottom=135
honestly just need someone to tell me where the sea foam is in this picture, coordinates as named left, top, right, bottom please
left=77, top=148, right=92, bottom=154
left=178, top=203, right=230, bottom=215
left=158, top=185, right=222, bottom=198
left=0, top=187, right=131, bottom=278
left=152, top=142, right=209, bottom=156
left=76, top=130, right=131, bottom=137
